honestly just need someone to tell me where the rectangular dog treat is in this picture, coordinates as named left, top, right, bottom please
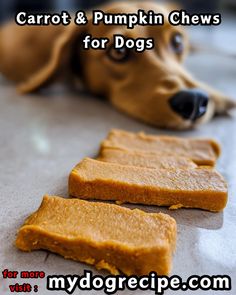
left=100, top=129, right=220, bottom=166
left=15, top=196, right=177, bottom=276
left=69, top=158, right=227, bottom=211
left=98, top=148, right=197, bottom=169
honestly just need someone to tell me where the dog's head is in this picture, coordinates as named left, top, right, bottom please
left=75, top=2, right=211, bottom=129
left=3, top=1, right=235, bottom=129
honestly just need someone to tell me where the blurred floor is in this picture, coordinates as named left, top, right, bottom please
left=188, top=12, right=236, bottom=56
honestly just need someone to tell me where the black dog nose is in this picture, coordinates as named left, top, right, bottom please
left=169, top=89, right=209, bottom=121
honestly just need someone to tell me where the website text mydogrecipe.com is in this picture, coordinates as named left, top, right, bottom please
left=46, top=271, right=231, bottom=294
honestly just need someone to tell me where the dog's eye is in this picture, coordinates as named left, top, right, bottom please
left=171, top=33, right=184, bottom=55
left=107, top=47, right=130, bottom=62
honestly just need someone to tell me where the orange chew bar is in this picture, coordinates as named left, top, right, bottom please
left=15, top=196, right=176, bottom=275
left=98, top=148, right=197, bottom=169
left=69, top=158, right=227, bottom=211
left=100, top=129, right=220, bottom=166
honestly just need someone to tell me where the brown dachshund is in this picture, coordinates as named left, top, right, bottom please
left=0, top=1, right=235, bottom=129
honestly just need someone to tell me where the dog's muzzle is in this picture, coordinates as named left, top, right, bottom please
left=169, top=88, right=209, bottom=121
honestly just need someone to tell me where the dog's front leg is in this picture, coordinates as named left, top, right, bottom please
left=198, top=82, right=236, bottom=115
left=178, top=66, right=236, bottom=116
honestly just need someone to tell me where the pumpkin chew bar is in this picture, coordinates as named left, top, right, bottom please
left=69, top=158, right=227, bottom=211
left=16, top=196, right=177, bottom=276
left=100, top=129, right=220, bottom=166
left=98, top=148, right=197, bottom=169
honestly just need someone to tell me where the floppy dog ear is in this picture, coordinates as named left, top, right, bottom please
left=17, top=24, right=80, bottom=94
left=0, top=11, right=96, bottom=93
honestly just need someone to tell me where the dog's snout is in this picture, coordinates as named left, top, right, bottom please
left=169, top=89, right=209, bottom=121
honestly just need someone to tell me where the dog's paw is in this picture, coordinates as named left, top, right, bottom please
left=214, top=95, right=236, bottom=115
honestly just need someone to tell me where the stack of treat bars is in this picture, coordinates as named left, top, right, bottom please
left=16, top=129, right=228, bottom=276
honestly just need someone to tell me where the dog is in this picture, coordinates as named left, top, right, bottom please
left=0, top=1, right=235, bottom=129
